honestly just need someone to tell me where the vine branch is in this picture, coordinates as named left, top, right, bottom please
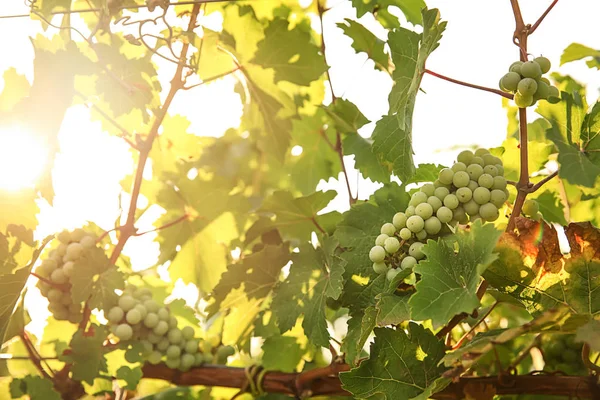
left=424, top=69, right=514, bottom=99
left=530, top=0, right=560, bottom=34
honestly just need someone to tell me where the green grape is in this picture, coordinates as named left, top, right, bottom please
left=470, top=156, right=485, bottom=167
left=481, top=155, right=497, bottom=168
left=454, top=206, right=469, bottom=224
left=118, top=295, right=137, bottom=312
left=409, top=191, right=429, bottom=206
left=165, top=358, right=181, bottom=369
left=534, top=80, right=550, bottom=99
left=180, top=354, right=195, bottom=371
left=375, top=233, right=389, bottom=247
left=62, top=261, right=74, bottom=277
left=509, top=61, right=523, bottom=74
left=57, top=230, right=71, bottom=244
left=70, top=228, right=86, bottom=242
left=451, top=162, right=467, bottom=172
left=392, top=212, right=407, bottom=229
left=545, top=339, right=565, bottom=359
left=514, top=92, right=533, bottom=108
left=467, top=164, right=484, bottom=181
left=181, top=326, right=195, bottom=341
left=415, top=230, right=427, bottom=240
left=490, top=190, right=508, bottom=208
left=534, top=56, right=551, bottom=73
left=443, top=194, right=459, bottom=210
left=216, top=345, right=235, bottom=364
left=386, top=268, right=400, bottom=281
left=521, top=61, right=542, bottom=78
left=380, top=223, right=396, bottom=236
left=500, top=72, right=521, bottom=92
left=522, top=199, right=539, bottom=216
left=153, top=320, right=169, bottom=336
left=144, top=300, right=160, bottom=314
left=457, top=150, right=474, bottom=165
left=478, top=173, right=494, bottom=189
left=420, top=183, right=435, bottom=196
left=473, top=187, right=491, bottom=204
left=479, top=203, right=499, bottom=221
left=399, top=228, right=412, bottom=240
left=194, top=352, right=206, bottom=366
left=369, top=246, right=386, bottom=263
left=492, top=176, right=507, bottom=190
left=156, top=338, right=170, bottom=352
left=438, top=168, right=454, bottom=185
left=464, top=200, right=480, bottom=216
left=415, top=203, right=433, bottom=219
left=401, top=256, right=417, bottom=269
left=467, top=180, right=479, bottom=192
left=50, top=269, right=68, bottom=284
left=140, top=340, right=153, bottom=355
left=436, top=206, right=453, bottom=223
left=474, top=148, right=489, bottom=157
left=547, top=86, right=560, bottom=103
left=56, top=244, right=67, bottom=258
left=60, top=294, right=73, bottom=306
left=65, top=242, right=83, bottom=261
left=372, top=262, right=388, bottom=274
left=184, top=339, right=199, bottom=354
left=80, top=236, right=96, bottom=250
left=47, top=288, right=63, bottom=303
left=405, top=206, right=415, bottom=217
left=384, top=237, right=401, bottom=254
left=406, top=215, right=425, bottom=233
left=126, top=309, right=142, bottom=325
left=144, top=313, right=159, bottom=328
left=147, top=332, right=162, bottom=344
left=517, top=77, right=538, bottom=96
left=483, top=165, right=498, bottom=177
left=107, top=307, right=125, bottom=324
left=434, top=187, right=450, bottom=201
left=134, top=304, right=148, bottom=319
left=495, top=164, right=505, bottom=176
left=564, top=335, right=582, bottom=351
left=148, top=351, right=163, bottom=365
left=452, top=171, right=470, bottom=188
left=427, top=196, right=442, bottom=212
left=455, top=187, right=472, bottom=203
left=409, top=242, right=425, bottom=260
left=115, top=324, right=134, bottom=341
left=166, top=345, right=181, bottom=359
left=424, top=217, right=442, bottom=235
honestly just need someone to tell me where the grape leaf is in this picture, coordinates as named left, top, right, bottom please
left=406, top=163, right=445, bottom=184
left=251, top=17, right=326, bottom=86
left=340, top=324, right=447, bottom=399
left=70, top=247, right=113, bottom=304
left=221, top=5, right=265, bottom=62
left=9, top=376, right=61, bottom=400
left=60, top=325, right=108, bottom=385
left=0, top=68, right=30, bottom=112
left=337, top=19, right=388, bottom=72
left=351, top=0, right=426, bottom=26
left=261, top=335, right=303, bottom=372
left=36, top=0, right=72, bottom=19
left=560, top=43, right=600, bottom=69
left=375, top=291, right=412, bottom=326
left=88, top=267, right=125, bottom=311
left=409, top=221, right=502, bottom=329
left=271, top=238, right=345, bottom=347
left=192, top=29, right=237, bottom=80
left=372, top=9, right=446, bottom=183
left=534, top=190, right=567, bottom=226
left=575, top=320, right=600, bottom=352
left=117, top=366, right=143, bottom=390
left=324, top=98, right=370, bottom=134
left=0, top=266, right=31, bottom=346
left=342, top=133, right=391, bottom=183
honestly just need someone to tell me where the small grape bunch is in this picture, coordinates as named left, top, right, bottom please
left=542, top=334, right=586, bottom=375
left=499, top=56, right=560, bottom=108
left=35, top=228, right=98, bottom=323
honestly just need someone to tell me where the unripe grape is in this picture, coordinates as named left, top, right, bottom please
left=453, top=206, right=468, bottom=224
left=474, top=148, right=489, bottom=157
left=547, top=85, right=560, bottom=103
left=68, top=313, right=82, bottom=324
left=140, top=340, right=153, bottom=355
left=153, top=320, right=169, bottom=336
left=483, top=165, right=498, bottom=177
left=451, top=162, right=467, bottom=173
left=54, top=309, right=69, bottom=321
left=60, top=294, right=73, bottom=305
left=147, top=332, right=162, bottom=344
left=490, top=190, right=508, bottom=208
left=518, top=78, right=538, bottom=96
left=157, top=308, right=170, bottom=321
left=415, top=203, right=433, bottom=219
left=144, top=313, right=160, bottom=328
left=126, top=309, right=142, bottom=325
left=107, top=307, right=125, bottom=324
left=50, top=269, right=68, bottom=284
left=42, top=258, right=59, bottom=272
left=372, top=262, right=388, bottom=274
left=148, top=351, right=163, bottom=365
left=436, top=206, right=453, bottom=223
left=375, top=233, right=389, bottom=247
left=514, top=92, right=533, bottom=108
left=57, top=230, right=71, bottom=244
left=47, top=288, right=64, bottom=303
left=369, top=246, right=386, bottom=263
left=434, top=187, right=449, bottom=201
left=509, top=61, right=523, bottom=75
left=467, top=180, right=479, bottom=192
left=56, top=244, right=67, bottom=258
left=380, top=223, right=396, bottom=236
left=386, top=268, right=400, bottom=282
left=443, top=194, right=459, bottom=210
left=401, top=256, right=417, bottom=269
left=409, top=191, right=429, bottom=206
left=194, top=352, right=206, bottom=366
left=464, top=200, right=480, bottom=216
left=165, top=358, right=180, bottom=369
left=169, top=316, right=178, bottom=329
left=420, top=183, right=435, bottom=196
left=399, top=228, right=412, bottom=240
left=118, top=295, right=137, bottom=312
left=70, top=228, right=86, bottom=242
left=456, top=150, right=474, bottom=165
left=452, top=171, right=470, bottom=188
left=467, top=164, right=484, bottom=181
left=115, top=324, right=134, bottom=341
left=180, top=353, right=195, bottom=371
left=185, top=339, right=199, bottom=354
left=406, top=215, right=425, bottom=233
left=65, top=243, right=83, bottom=261
left=494, top=164, right=505, bottom=176
left=481, top=155, right=496, bottom=168
left=470, top=156, right=485, bottom=167
left=415, top=230, right=427, bottom=240
left=392, top=212, right=407, bottom=229
left=500, top=72, right=521, bottom=92
left=134, top=304, right=148, bottom=319
left=143, top=299, right=160, bottom=314
left=491, top=176, right=506, bottom=191
left=478, top=174, right=494, bottom=189
left=455, top=187, right=472, bottom=203
left=522, top=199, right=539, bottom=216
left=384, top=237, right=401, bottom=254
left=79, top=235, right=96, bottom=249
left=534, top=56, right=551, bottom=73
left=521, top=61, right=542, bottom=79
left=438, top=168, right=454, bottom=185
left=405, top=206, right=415, bottom=217
left=409, top=242, right=425, bottom=260
left=424, top=217, right=442, bottom=235
left=68, top=303, right=80, bottom=314
left=156, top=338, right=170, bottom=352
left=534, top=80, right=550, bottom=99
left=181, top=326, right=195, bottom=341
left=473, top=187, right=491, bottom=204
left=427, top=196, right=442, bottom=212
left=166, top=345, right=181, bottom=359
left=62, top=261, right=75, bottom=277
left=479, top=203, right=499, bottom=221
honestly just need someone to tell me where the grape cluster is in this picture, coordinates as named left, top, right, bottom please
left=106, top=286, right=235, bottom=371
left=35, top=229, right=98, bottom=323
left=369, top=148, right=508, bottom=279
left=522, top=199, right=542, bottom=221
left=499, top=56, right=560, bottom=108
left=542, top=334, right=586, bottom=375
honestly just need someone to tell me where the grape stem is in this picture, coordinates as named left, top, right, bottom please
left=133, top=214, right=189, bottom=237
left=30, top=272, right=70, bottom=292
left=424, top=69, right=514, bottom=99
left=529, top=0, right=560, bottom=34
left=452, top=301, right=499, bottom=350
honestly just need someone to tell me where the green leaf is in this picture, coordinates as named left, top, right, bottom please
left=9, top=376, right=61, bottom=400
left=340, top=323, right=447, bottom=399
left=192, top=29, right=237, bottom=80
left=251, top=18, right=326, bottom=86
left=36, top=0, right=72, bottom=19
left=60, top=324, right=108, bottom=385
left=342, top=133, right=391, bottom=183
left=0, top=267, right=32, bottom=346
left=0, top=68, right=30, bottom=112
left=337, top=19, right=388, bottom=72
left=88, top=267, right=125, bottom=311
left=535, top=190, right=567, bottom=226
left=116, top=366, right=143, bottom=391
left=406, top=163, right=445, bottom=184
left=575, top=319, right=600, bottom=352
left=261, top=335, right=303, bottom=372
left=375, top=291, right=412, bottom=326
left=560, top=43, right=600, bottom=69
left=324, top=99, right=370, bottom=134
left=372, top=9, right=446, bottom=182
left=409, top=221, right=502, bottom=329
left=351, top=0, right=426, bottom=26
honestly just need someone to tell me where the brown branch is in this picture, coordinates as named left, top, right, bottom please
left=424, top=69, right=514, bottom=99
left=529, top=170, right=558, bottom=193
left=507, top=103, right=529, bottom=231
left=133, top=214, right=189, bottom=237
left=529, top=0, right=559, bottom=34
left=19, top=333, right=53, bottom=380
left=436, top=280, right=489, bottom=339
left=452, top=302, right=499, bottom=350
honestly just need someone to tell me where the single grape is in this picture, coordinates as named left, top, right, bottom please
left=405, top=206, right=415, bottom=217
left=114, top=324, right=134, bottom=341
left=517, top=77, right=538, bottom=96
left=57, top=230, right=71, bottom=244
left=166, top=345, right=181, bottom=359
left=427, top=196, right=442, bottom=212
left=375, top=233, right=389, bottom=247
left=401, top=256, right=417, bottom=269
left=148, top=351, right=163, bottom=365
left=165, top=358, right=181, bottom=369
left=216, top=346, right=235, bottom=364
left=369, top=246, right=386, bottom=263
left=547, top=86, right=560, bottom=103
left=399, top=228, right=412, bottom=240
left=434, top=187, right=450, bottom=201
left=386, top=268, right=400, bottom=282
left=534, top=80, right=550, bottom=99
left=470, top=156, right=485, bottom=167
left=491, top=176, right=507, bottom=191
left=456, top=150, right=474, bottom=165
left=50, top=269, right=68, bottom=284
left=478, top=173, right=494, bottom=189
left=194, top=352, right=206, bottom=366
left=169, top=316, right=178, bottom=329
left=156, top=338, right=170, bottom=352
left=424, top=217, right=442, bottom=235
left=409, top=191, right=429, bottom=207
left=415, top=203, right=433, bottom=219
left=438, top=168, right=454, bottom=185
left=143, top=313, right=159, bottom=329
left=467, top=164, right=484, bottom=181
left=47, top=288, right=63, bottom=303
left=452, top=171, right=470, bottom=188
left=56, top=244, right=67, bottom=258
left=406, top=215, right=425, bottom=233
left=68, top=303, right=80, bottom=314
left=107, top=307, right=125, bottom=324
left=143, top=299, right=160, bottom=314
left=500, top=72, right=521, bottom=92
left=453, top=206, right=468, bottom=224
left=415, top=230, right=427, bottom=240
left=420, top=183, right=435, bottom=196
left=474, top=148, right=489, bottom=157
left=509, top=61, right=523, bottom=74
left=490, top=190, right=508, bottom=208
left=436, top=206, right=453, bottom=223
left=467, top=180, right=479, bottom=193
left=514, top=92, right=533, bottom=108
left=134, top=304, right=148, bottom=320
left=384, top=237, right=401, bottom=254
left=483, top=165, right=498, bottom=177
left=392, top=212, right=407, bottom=229
left=522, top=199, right=539, bottom=216
left=521, top=61, right=542, bottom=79
left=495, top=164, right=505, bottom=176
left=481, top=155, right=497, bottom=168
left=70, top=228, right=86, bottom=242
left=157, top=307, right=170, bottom=321
left=451, top=162, right=467, bottom=173
left=41, top=258, right=59, bottom=272
left=62, top=261, right=74, bottom=277
left=180, top=353, right=196, bottom=371
left=184, top=339, right=199, bottom=354
left=443, top=194, right=459, bottom=210
left=153, top=320, right=169, bottom=336
left=473, top=187, right=491, bottom=204
left=372, top=262, right=388, bottom=274
left=380, top=223, right=396, bottom=236
left=534, top=56, right=551, bottom=73
left=409, top=242, right=425, bottom=260
left=126, top=309, right=142, bottom=325
left=463, top=200, right=480, bottom=216
left=455, top=187, right=472, bottom=203
left=479, top=203, right=499, bottom=221
left=79, top=235, right=96, bottom=249
left=60, top=294, right=73, bottom=306
left=65, top=242, right=83, bottom=261
left=118, top=295, right=137, bottom=312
